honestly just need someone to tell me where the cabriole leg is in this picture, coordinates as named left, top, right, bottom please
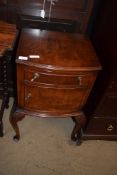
left=9, top=101, right=25, bottom=141
left=9, top=112, right=25, bottom=141
left=71, top=112, right=86, bottom=145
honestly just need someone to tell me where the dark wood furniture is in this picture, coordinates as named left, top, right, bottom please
left=83, top=0, right=117, bottom=140
left=0, top=0, right=102, bottom=144
left=0, top=0, right=97, bottom=98
left=9, top=28, right=101, bottom=144
left=0, top=0, right=95, bottom=34
left=0, top=0, right=98, bottom=98
left=0, top=21, right=17, bottom=137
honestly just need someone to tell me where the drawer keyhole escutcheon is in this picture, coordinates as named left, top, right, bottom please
left=77, top=76, right=82, bottom=86
left=25, top=93, right=32, bottom=101
left=31, top=73, right=39, bottom=82
left=107, top=124, right=114, bottom=132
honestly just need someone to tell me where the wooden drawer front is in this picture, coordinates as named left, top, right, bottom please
left=24, top=84, right=87, bottom=113
left=85, top=118, right=117, bottom=136
left=24, top=69, right=94, bottom=88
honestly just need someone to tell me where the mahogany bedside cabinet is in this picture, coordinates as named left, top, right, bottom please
left=10, top=28, right=101, bottom=144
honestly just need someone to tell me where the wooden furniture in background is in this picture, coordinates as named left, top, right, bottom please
left=0, top=0, right=98, bottom=100
left=0, top=0, right=95, bottom=34
left=9, top=28, right=101, bottom=144
left=0, top=0, right=97, bottom=98
left=0, top=21, right=17, bottom=137
left=83, top=0, right=117, bottom=140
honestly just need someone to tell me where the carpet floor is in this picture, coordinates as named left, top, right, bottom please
left=0, top=98, right=117, bottom=175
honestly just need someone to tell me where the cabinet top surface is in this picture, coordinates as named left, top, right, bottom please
left=16, top=28, right=101, bottom=72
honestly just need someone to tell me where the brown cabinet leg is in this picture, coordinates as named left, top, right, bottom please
left=9, top=112, right=25, bottom=141
left=71, top=112, right=86, bottom=145
left=9, top=101, right=25, bottom=141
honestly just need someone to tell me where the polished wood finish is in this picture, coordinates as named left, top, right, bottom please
left=84, top=0, right=117, bottom=140
left=10, top=28, right=101, bottom=143
left=0, top=0, right=97, bottom=96
left=0, top=0, right=98, bottom=98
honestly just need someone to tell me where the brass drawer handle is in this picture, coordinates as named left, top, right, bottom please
left=30, top=73, right=39, bottom=82
left=77, top=76, right=82, bottom=86
left=25, top=93, right=32, bottom=101
left=107, top=124, right=114, bottom=132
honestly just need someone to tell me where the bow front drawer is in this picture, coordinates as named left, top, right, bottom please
left=24, top=68, right=95, bottom=88
left=24, top=83, right=87, bottom=113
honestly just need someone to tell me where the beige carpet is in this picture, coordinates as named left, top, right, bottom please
left=0, top=98, right=117, bottom=175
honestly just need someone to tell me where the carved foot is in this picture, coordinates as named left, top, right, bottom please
left=9, top=112, right=25, bottom=141
left=71, top=129, right=82, bottom=145
left=71, top=112, right=86, bottom=145
left=13, top=134, right=20, bottom=142
left=9, top=101, right=25, bottom=141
